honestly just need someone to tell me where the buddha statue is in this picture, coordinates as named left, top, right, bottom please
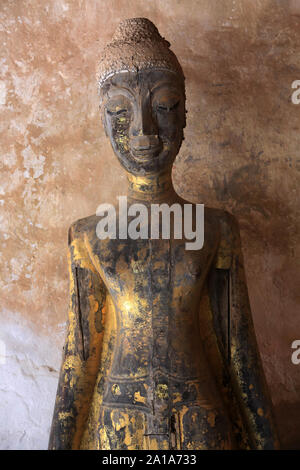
left=49, top=18, right=279, bottom=450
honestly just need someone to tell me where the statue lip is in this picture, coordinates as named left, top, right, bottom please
left=130, top=145, right=162, bottom=159
left=130, top=135, right=162, bottom=159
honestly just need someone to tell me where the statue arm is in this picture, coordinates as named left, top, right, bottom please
left=48, top=224, right=106, bottom=449
left=225, top=213, right=280, bottom=449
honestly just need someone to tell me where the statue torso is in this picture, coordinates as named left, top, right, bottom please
left=76, top=204, right=236, bottom=450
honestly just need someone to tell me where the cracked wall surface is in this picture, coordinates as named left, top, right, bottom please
left=0, top=0, right=299, bottom=449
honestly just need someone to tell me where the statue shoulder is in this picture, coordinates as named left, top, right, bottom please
left=206, top=208, right=241, bottom=269
left=67, top=215, right=99, bottom=270
left=218, top=209, right=240, bottom=237
left=68, top=214, right=99, bottom=245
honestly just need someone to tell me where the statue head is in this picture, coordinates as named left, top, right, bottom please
left=97, top=18, right=186, bottom=177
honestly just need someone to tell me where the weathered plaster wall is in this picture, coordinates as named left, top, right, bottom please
left=0, top=0, right=299, bottom=449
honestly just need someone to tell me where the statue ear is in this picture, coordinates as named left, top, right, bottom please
left=100, top=105, right=108, bottom=137
left=183, top=106, right=187, bottom=129
left=103, top=118, right=108, bottom=137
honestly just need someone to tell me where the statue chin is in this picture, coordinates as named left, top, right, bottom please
left=113, top=148, right=178, bottom=176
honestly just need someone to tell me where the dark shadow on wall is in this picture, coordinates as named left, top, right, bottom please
left=170, top=0, right=300, bottom=449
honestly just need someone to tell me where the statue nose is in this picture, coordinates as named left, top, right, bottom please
left=131, top=94, right=158, bottom=140
left=130, top=135, right=160, bottom=151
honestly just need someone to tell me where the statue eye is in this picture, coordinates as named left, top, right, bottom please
left=105, top=95, right=131, bottom=116
left=156, top=101, right=179, bottom=112
left=106, top=108, right=128, bottom=116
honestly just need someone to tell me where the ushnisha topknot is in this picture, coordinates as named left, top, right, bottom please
left=97, top=17, right=185, bottom=91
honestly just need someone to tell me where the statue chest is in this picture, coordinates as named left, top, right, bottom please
left=87, top=234, right=218, bottom=379
left=90, top=234, right=217, bottom=313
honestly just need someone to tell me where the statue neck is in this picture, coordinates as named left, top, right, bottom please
left=126, top=170, right=177, bottom=204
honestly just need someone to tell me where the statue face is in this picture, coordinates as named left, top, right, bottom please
left=100, top=69, right=185, bottom=175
